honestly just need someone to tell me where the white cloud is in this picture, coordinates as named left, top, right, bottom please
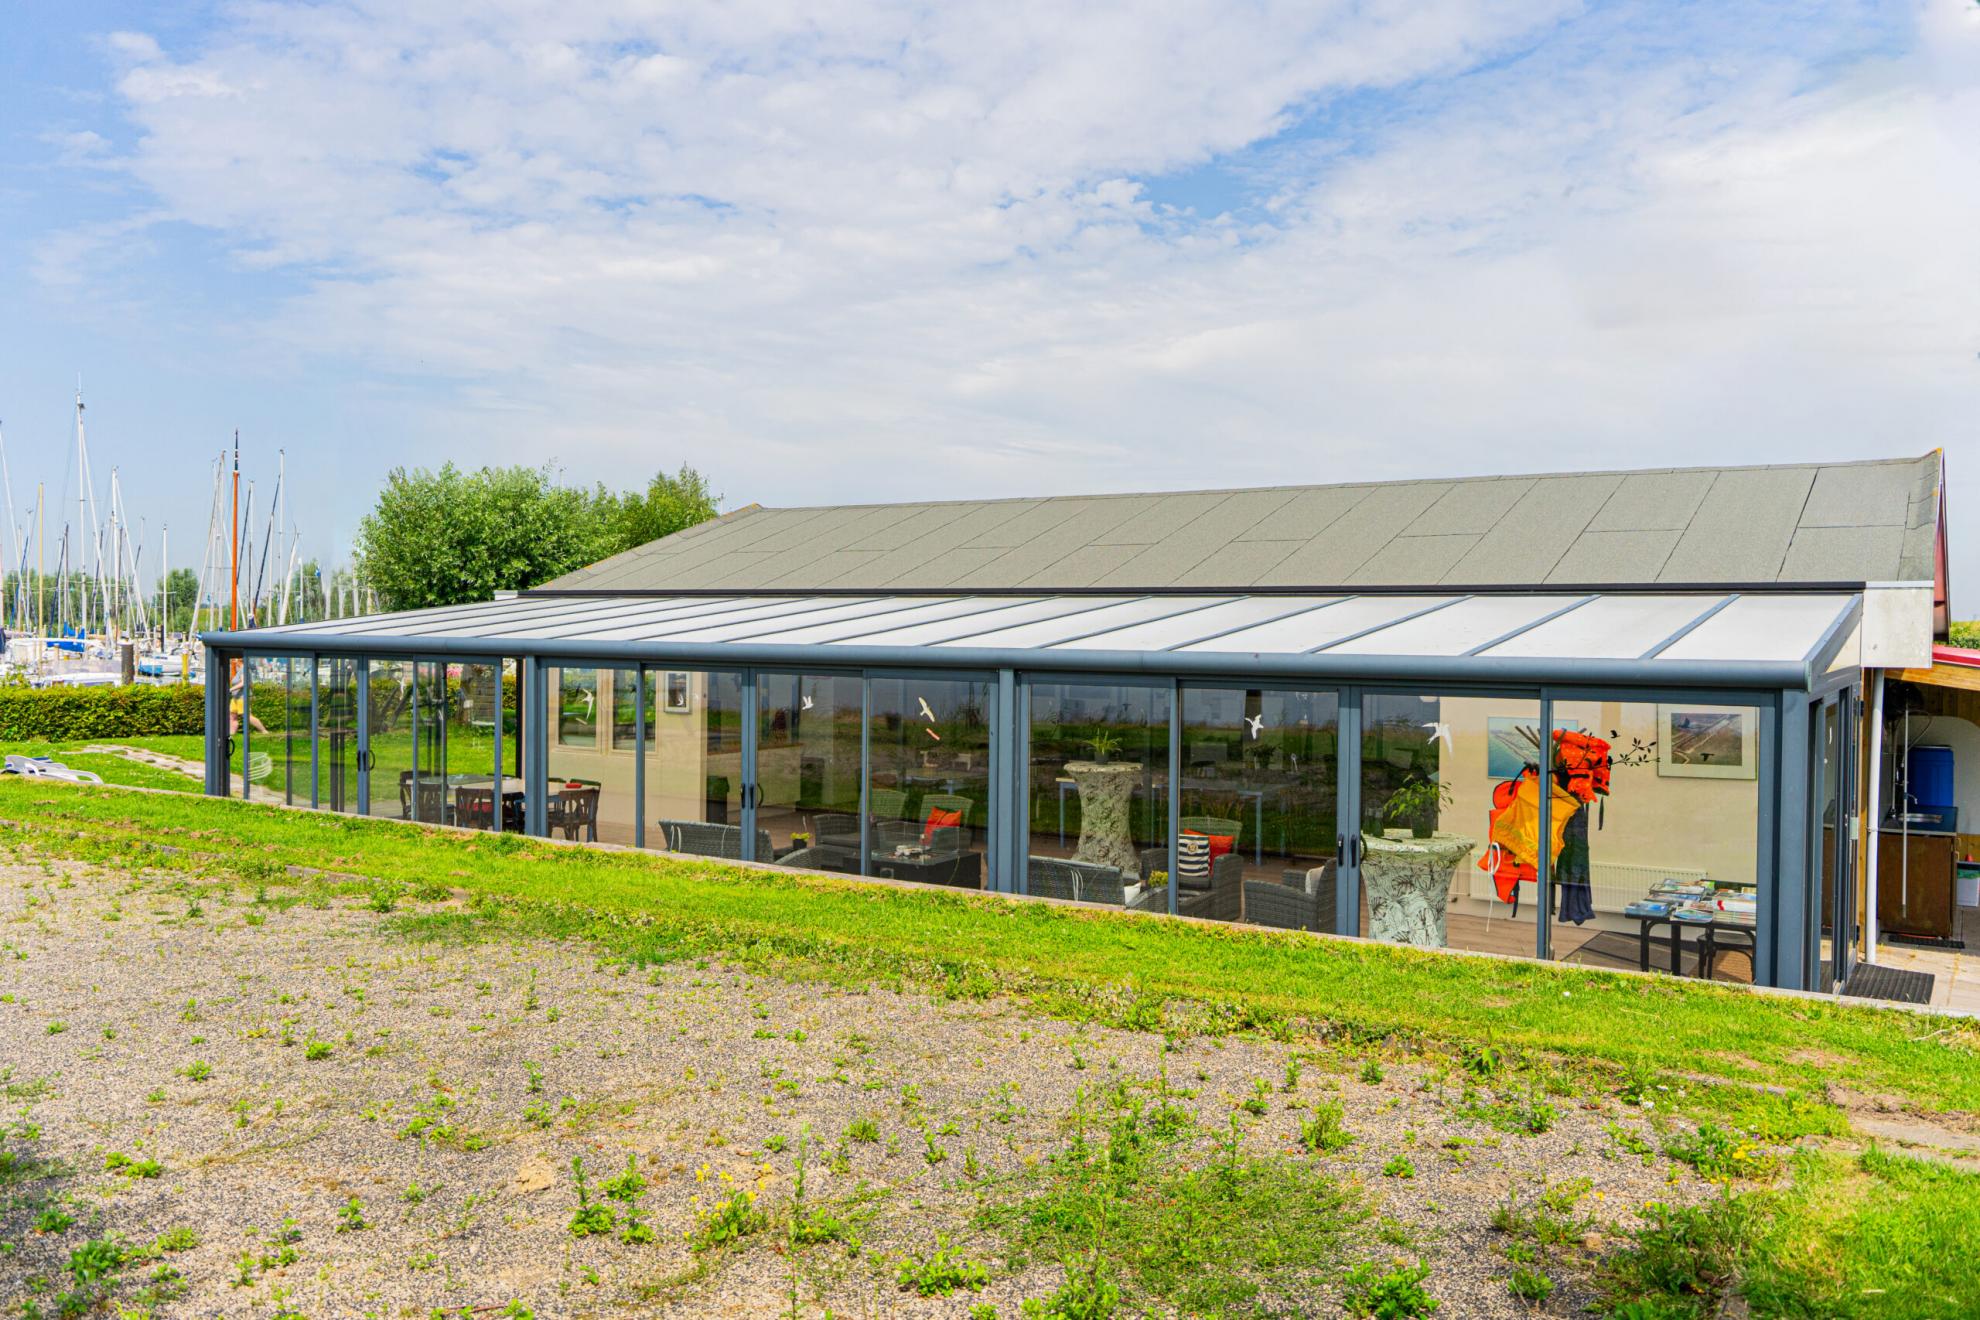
left=40, top=0, right=1980, bottom=603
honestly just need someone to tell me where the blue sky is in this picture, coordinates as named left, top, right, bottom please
left=0, top=1, right=1974, bottom=609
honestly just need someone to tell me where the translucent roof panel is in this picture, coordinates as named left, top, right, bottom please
left=738, top=596, right=1014, bottom=646
left=1656, top=594, right=1856, bottom=664
left=1324, top=596, right=1585, bottom=657
left=649, top=596, right=908, bottom=643
left=941, top=597, right=1230, bottom=650
left=837, top=597, right=1108, bottom=648
left=1050, top=597, right=1342, bottom=652
left=481, top=597, right=788, bottom=641
left=1479, top=594, right=1728, bottom=660
left=1176, top=596, right=1446, bottom=654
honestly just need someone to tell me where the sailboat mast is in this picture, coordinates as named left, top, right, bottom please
left=229, top=431, right=240, bottom=631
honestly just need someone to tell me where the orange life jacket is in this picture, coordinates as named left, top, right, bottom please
left=1553, top=728, right=1612, bottom=803
left=1479, top=766, right=1583, bottom=904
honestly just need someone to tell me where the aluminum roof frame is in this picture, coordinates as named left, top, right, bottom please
left=203, top=590, right=1861, bottom=692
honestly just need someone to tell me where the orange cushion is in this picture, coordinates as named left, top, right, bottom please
left=922, top=807, right=964, bottom=844
left=1185, top=829, right=1236, bottom=859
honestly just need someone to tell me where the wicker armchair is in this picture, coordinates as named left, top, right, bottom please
left=1243, top=863, right=1338, bottom=933
left=1027, top=857, right=1130, bottom=906
left=868, top=788, right=909, bottom=821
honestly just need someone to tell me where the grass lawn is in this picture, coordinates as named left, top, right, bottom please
left=0, top=779, right=1975, bottom=1315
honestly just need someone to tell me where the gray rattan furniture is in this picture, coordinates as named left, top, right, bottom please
left=660, top=819, right=774, bottom=860
left=1243, top=863, right=1337, bottom=932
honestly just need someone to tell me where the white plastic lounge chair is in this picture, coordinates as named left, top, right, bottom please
left=2, top=754, right=103, bottom=784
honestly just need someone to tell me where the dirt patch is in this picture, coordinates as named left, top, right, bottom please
left=0, top=856, right=1753, bottom=1317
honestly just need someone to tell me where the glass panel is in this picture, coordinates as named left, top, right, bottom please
left=1360, top=694, right=1542, bottom=958
left=442, top=661, right=505, bottom=831
left=1025, top=681, right=1171, bottom=911
left=244, top=656, right=308, bottom=804
left=1818, top=702, right=1842, bottom=986
left=756, top=673, right=864, bottom=864
left=556, top=667, right=600, bottom=747
left=1544, top=700, right=1763, bottom=985
left=409, top=661, right=449, bottom=824
left=646, top=669, right=746, bottom=857
left=1180, top=687, right=1339, bottom=928
left=612, top=671, right=640, bottom=746
left=543, top=665, right=636, bottom=845
left=366, top=658, right=414, bottom=818
left=861, top=677, right=993, bottom=889
left=315, top=657, right=361, bottom=814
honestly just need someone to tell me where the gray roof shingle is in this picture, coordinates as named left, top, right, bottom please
left=540, top=452, right=1945, bottom=593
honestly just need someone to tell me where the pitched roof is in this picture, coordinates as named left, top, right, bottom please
left=540, top=451, right=1946, bottom=594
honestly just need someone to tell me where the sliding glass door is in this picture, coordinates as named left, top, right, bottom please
left=1178, top=686, right=1340, bottom=929
left=754, top=672, right=864, bottom=867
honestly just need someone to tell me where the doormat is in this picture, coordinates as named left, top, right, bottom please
left=1880, top=932, right=1965, bottom=951
left=1840, top=964, right=1937, bottom=1005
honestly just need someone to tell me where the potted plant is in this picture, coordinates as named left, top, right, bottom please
left=1084, top=731, right=1123, bottom=764
left=1377, top=776, right=1453, bottom=840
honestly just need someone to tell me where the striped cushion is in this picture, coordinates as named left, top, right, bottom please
left=1177, top=832, right=1212, bottom=879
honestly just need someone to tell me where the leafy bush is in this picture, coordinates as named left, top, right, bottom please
left=897, top=1234, right=990, bottom=1296
left=0, top=683, right=204, bottom=741
left=1662, top=1124, right=1779, bottom=1182
left=1342, top=1260, right=1439, bottom=1317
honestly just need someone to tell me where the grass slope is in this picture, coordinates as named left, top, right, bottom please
left=0, top=780, right=1973, bottom=1120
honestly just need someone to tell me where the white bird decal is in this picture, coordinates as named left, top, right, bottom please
left=1422, top=721, right=1453, bottom=755
left=1244, top=714, right=1264, bottom=739
left=916, top=697, right=937, bottom=722
left=800, top=694, right=815, bottom=711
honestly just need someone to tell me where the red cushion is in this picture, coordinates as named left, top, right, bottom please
left=1183, top=830, right=1236, bottom=859
left=922, top=807, right=964, bottom=844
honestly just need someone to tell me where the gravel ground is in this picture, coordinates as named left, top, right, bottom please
left=0, top=856, right=1726, bottom=1318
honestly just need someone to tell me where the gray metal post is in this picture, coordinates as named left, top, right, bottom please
left=308, top=658, right=319, bottom=809
left=491, top=662, right=506, bottom=831
left=1535, top=696, right=1552, bottom=961
left=239, top=658, right=252, bottom=801
left=634, top=665, right=647, bottom=851
left=740, top=669, right=759, bottom=861
left=1167, top=679, right=1181, bottom=916
left=523, top=657, right=549, bottom=836
left=988, top=669, right=1015, bottom=892
left=1772, top=692, right=1812, bottom=990
left=1336, top=688, right=1361, bottom=937
left=356, top=659, right=371, bottom=815
left=203, top=645, right=227, bottom=796
left=1013, top=679, right=1033, bottom=895
left=858, top=675, right=872, bottom=876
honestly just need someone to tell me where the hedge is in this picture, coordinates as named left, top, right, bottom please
left=0, top=683, right=206, bottom=742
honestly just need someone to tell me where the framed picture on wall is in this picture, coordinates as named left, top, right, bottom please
left=1656, top=705, right=1754, bottom=779
left=664, top=671, right=692, bottom=715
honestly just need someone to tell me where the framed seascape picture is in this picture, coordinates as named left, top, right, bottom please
left=664, top=671, right=692, bottom=715
left=1656, top=705, right=1754, bottom=779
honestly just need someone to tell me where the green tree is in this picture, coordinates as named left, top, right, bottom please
left=354, top=463, right=720, bottom=612
left=592, top=465, right=721, bottom=553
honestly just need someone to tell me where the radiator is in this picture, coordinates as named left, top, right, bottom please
left=1463, top=859, right=1709, bottom=913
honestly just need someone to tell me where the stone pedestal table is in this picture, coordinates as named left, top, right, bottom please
left=1360, top=831, right=1476, bottom=949
left=1065, top=761, right=1143, bottom=877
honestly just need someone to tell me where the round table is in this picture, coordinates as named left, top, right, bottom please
left=1064, top=761, right=1143, bottom=876
left=1361, top=830, right=1475, bottom=949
